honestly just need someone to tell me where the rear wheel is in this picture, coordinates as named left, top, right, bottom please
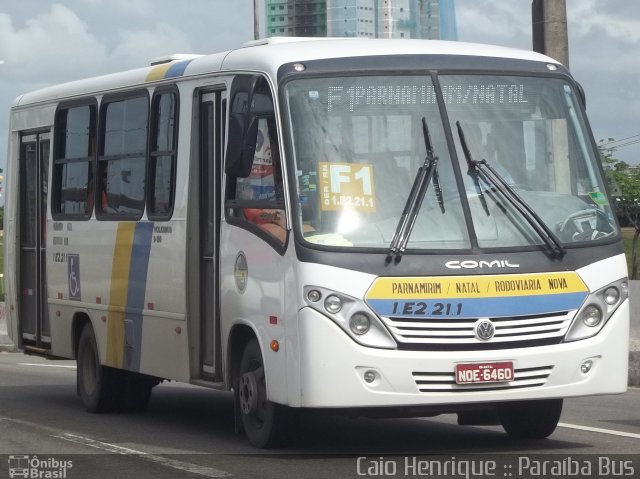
left=77, top=323, right=123, bottom=413
left=498, top=399, right=563, bottom=439
left=236, top=338, right=288, bottom=448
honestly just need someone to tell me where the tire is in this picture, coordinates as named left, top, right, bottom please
left=76, top=323, right=124, bottom=413
left=498, top=399, right=563, bottom=439
left=236, top=338, right=288, bottom=448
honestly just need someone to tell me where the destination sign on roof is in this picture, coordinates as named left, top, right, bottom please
left=325, top=80, right=528, bottom=113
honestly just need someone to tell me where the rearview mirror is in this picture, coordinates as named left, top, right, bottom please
left=225, top=75, right=274, bottom=178
left=237, top=115, right=260, bottom=177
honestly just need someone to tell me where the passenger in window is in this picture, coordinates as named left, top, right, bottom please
left=86, top=169, right=94, bottom=215
left=241, top=119, right=287, bottom=242
left=100, top=167, right=116, bottom=213
left=244, top=208, right=286, bottom=237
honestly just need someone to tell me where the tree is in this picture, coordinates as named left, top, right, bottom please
left=600, top=139, right=640, bottom=278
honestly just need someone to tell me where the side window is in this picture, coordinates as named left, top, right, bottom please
left=148, top=89, right=178, bottom=220
left=237, top=117, right=285, bottom=237
left=52, top=103, right=96, bottom=218
left=98, top=94, right=148, bottom=219
left=225, top=77, right=286, bottom=246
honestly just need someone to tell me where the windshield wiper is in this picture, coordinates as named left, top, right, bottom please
left=387, top=117, right=442, bottom=264
left=456, top=121, right=565, bottom=257
left=457, top=124, right=490, bottom=216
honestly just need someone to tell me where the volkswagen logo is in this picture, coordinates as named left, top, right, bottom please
left=475, top=319, right=495, bottom=341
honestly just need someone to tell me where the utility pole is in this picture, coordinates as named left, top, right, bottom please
left=254, top=0, right=260, bottom=40
left=532, top=0, right=569, bottom=68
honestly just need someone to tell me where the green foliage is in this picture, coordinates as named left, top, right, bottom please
left=0, top=229, right=3, bottom=302
left=600, top=139, right=640, bottom=278
left=600, top=138, right=640, bottom=224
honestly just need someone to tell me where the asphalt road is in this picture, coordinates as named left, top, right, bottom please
left=0, top=352, right=639, bottom=479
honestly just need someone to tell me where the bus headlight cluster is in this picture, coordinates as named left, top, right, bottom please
left=580, top=305, right=602, bottom=327
left=303, top=286, right=396, bottom=349
left=565, top=279, right=628, bottom=342
left=307, top=289, right=321, bottom=303
left=603, top=286, right=621, bottom=305
left=349, top=312, right=371, bottom=335
left=324, top=295, right=343, bottom=314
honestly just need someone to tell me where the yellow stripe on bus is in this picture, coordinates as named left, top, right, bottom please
left=145, top=63, right=172, bottom=82
left=106, top=223, right=136, bottom=368
left=366, top=272, right=588, bottom=300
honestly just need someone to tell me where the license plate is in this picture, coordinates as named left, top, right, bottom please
left=455, top=361, right=514, bottom=384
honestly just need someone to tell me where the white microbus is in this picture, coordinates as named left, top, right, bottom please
left=5, top=38, right=629, bottom=448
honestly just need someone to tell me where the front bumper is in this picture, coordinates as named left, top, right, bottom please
left=296, top=300, right=629, bottom=408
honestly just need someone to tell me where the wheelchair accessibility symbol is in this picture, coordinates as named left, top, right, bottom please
left=68, top=254, right=81, bottom=301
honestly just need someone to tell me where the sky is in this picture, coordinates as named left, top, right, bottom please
left=1, top=0, right=639, bottom=185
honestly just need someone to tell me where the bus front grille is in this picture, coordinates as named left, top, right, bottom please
left=412, top=365, right=553, bottom=393
left=382, top=311, right=573, bottom=350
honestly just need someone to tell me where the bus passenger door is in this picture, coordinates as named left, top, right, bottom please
left=199, top=89, right=226, bottom=380
left=19, top=131, right=51, bottom=350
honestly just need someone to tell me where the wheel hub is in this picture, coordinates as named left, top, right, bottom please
left=239, top=371, right=259, bottom=415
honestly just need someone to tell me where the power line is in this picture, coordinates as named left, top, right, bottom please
left=609, top=139, right=640, bottom=150
left=600, top=133, right=640, bottom=147
left=601, top=138, right=640, bottom=151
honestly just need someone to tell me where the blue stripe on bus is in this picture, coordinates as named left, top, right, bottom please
left=123, top=222, right=154, bottom=372
left=164, top=59, right=193, bottom=79
left=367, top=292, right=588, bottom=318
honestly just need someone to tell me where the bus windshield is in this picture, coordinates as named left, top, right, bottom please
left=283, top=73, right=617, bottom=251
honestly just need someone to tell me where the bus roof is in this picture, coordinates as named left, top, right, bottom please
left=13, top=38, right=560, bottom=107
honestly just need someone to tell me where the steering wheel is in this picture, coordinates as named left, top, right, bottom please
left=557, top=208, right=615, bottom=242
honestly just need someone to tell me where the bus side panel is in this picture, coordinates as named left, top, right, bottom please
left=219, top=225, right=290, bottom=405
left=138, top=219, right=189, bottom=381
left=47, top=219, right=190, bottom=381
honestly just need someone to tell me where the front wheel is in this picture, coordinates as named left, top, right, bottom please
left=236, top=338, right=288, bottom=448
left=498, top=399, right=563, bottom=439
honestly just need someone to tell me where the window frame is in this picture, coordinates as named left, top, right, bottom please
left=147, top=86, right=179, bottom=221
left=224, top=75, right=288, bottom=253
left=96, top=90, right=150, bottom=221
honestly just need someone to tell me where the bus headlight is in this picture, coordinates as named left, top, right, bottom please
left=603, top=286, right=620, bottom=305
left=565, top=278, right=628, bottom=342
left=307, top=289, right=321, bottom=302
left=349, top=312, right=371, bottom=335
left=580, top=305, right=602, bottom=327
left=324, top=295, right=343, bottom=314
left=303, top=286, right=396, bottom=349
